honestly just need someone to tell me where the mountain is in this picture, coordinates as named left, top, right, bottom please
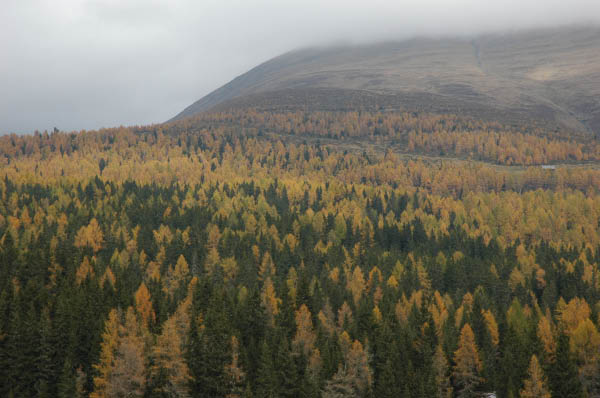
left=171, top=26, right=600, bottom=135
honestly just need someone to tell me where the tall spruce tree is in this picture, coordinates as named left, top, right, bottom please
left=188, top=289, right=231, bottom=397
left=549, top=333, right=584, bottom=398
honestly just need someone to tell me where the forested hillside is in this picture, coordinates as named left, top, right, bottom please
left=1, top=110, right=600, bottom=397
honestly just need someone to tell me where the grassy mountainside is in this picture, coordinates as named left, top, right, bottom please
left=172, top=26, right=600, bottom=135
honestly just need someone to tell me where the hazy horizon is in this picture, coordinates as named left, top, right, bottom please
left=2, top=0, right=600, bottom=135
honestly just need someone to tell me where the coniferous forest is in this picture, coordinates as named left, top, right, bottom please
left=1, top=110, right=600, bottom=397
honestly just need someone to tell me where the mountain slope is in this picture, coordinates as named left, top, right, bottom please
left=172, top=26, right=600, bottom=135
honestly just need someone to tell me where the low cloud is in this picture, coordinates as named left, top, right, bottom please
left=1, top=0, right=599, bottom=133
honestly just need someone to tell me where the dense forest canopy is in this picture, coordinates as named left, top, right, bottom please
left=1, top=110, right=599, bottom=397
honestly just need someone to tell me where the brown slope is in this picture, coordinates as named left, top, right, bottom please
left=171, top=26, right=600, bottom=135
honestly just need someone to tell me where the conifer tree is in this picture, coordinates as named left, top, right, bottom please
left=255, top=340, right=278, bottom=398
left=322, top=365, right=359, bottom=398
left=134, top=282, right=155, bottom=329
left=91, top=309, right=120, bottom=398
left=36, top=307, right=54, bottom=396
left=91, top=307, right=147, bottom=398
left=57, top=358, right=77, bottom=398
left=151, top=316, right=191, bottom=397
left=110, top=308, right=146, bottom=397
left=225, top=336, right=246, bottom=398
left=275, top=336, right=300, bottom=398
left=341, top=339, right=373, bottom=396
left=374, top=358, right=400, bottom=398
left=74, top=218, right=104, bottom=253
left=347, top=266, right=366, bottom=306
left=520, top=355, right=550, bottom=398
left=433, top=344, right=453, bottom=398
left=453, top=323, right=483, bottom=398
left=188, top=293, right=230, bottom=397
left=549, top=333, right=584, bottom=398
left=261, top=277, right=280, bottom=326
left=292, top=304, right=317, bottom=357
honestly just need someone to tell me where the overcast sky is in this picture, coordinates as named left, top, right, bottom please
left=1, top=0, right=599, bottom=134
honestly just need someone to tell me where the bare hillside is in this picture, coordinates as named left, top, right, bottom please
left=172, top=26, right=600, bottom=135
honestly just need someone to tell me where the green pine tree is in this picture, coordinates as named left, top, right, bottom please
left=188, top=296, right=231, bottom=396
left=57, top=358, right=76, bottom=398
left=549, top=333, right=584, bottom=398
left=255, top=340, right=278, bottom=398
left=275, top=336, right=300, bottom=398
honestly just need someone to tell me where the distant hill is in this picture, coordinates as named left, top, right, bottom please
left=171, top=26, right=600, bottom=135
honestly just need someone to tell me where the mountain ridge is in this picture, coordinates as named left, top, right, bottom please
left=171, top=26, right=600, bottom=135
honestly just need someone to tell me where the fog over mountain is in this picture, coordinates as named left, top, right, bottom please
left=1, top=0, right=600, bottom=134
left=173, top=26, right=600, bottom=135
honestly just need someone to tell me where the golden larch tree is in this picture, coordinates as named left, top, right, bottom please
left=75, top=256, right=95, bottom=285
left=91, top=309, right=120, bottom=398
left=433, top=344, right=453, bottom=398
left=337, top=301, right=354, bottom=331
left=151, top=315, right=192, bottom=397
left=453, top=323, right=483, bottom=398
left=134, top=282, right=155, bottom=328
left=292, top=304, right=317, bottom=357
left=482, top=310, right=499, bottom=348
left=91, top=307, right=147, bottom=398
left=258, top=251, right=276, bottom=281
left=344, top=340, right=373, bottom=395
left=347, top=266, right=366, bottom=305
left=260, top=276, right=280, bottom=326
left=74, top=218, right=104, bottom=253
left=537, top=316, right=556, bottom=360
left=109, top=308, right=146, bottom=397
left=317, top=301, right=336, bottom=336
left=520, top=355, right=551, bottom=398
